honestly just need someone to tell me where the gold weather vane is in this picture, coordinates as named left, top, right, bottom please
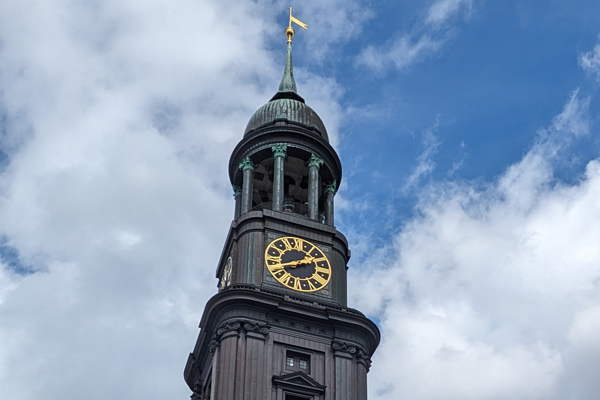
left=285, top=7, right=307, bottom=44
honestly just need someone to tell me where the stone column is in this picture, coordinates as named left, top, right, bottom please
left=324, top=180, right=337, bottom=226
left=307, top=153, right=324, bottom=220
left=238, top=157, right=255, bottom=214
left=331, top=341, right=356, bottom=400
left=271, top=144, right=287, bottom=212
left=331, top=341, right=371, bottom=400
left=233, top=185, right=242, bottom=219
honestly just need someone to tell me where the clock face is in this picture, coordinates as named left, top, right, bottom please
left=219, top=257, right=232, bottom=289
left=264, top=236, right=331, bottom=292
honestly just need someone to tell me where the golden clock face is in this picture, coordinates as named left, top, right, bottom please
left=265, top=236, right=331, bottom=292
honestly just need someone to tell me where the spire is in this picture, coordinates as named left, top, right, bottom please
left=278, top=43, right=297, bottom=93
left=270, top=8, right=307, bottom=103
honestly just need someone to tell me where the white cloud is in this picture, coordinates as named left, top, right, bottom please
left=357, top=0, right=476, bottom=72
left=547, top=89, right=590, bottom=138
left=404, top=122, right=441, bottom=192
left=579, top=34, right=600, bottom=81
left=357, top=34, right=443, bottom=72
left=426, top=0, right=474, bottom=26
left=349, top=91, right=600, bottom=400
left=0, top=0, right=363, bottom=399
left=561, top=304, right=600, bottom=396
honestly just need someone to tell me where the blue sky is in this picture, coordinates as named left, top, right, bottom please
left=327, top=0, right=600, bottom=239
left=1, top=1, right=600, bottom=399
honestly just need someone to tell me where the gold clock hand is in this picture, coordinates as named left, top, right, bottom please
left=278, top=260, right=301, bottom=268
left=295, top=256, right=315, bottom=266
left=278, top=255, right=313, bottom=268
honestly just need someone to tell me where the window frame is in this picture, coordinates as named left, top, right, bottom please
left=284, top=349, right=312, bottom=375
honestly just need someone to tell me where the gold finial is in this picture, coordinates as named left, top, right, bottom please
left=286, top=7, right=307, bottom=44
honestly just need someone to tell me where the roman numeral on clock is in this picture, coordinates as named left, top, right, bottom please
left=282, top=237, right=302, bottom=250
left=315, top=266, right=330, bottom=274
left=265, top=254, right=280, bottom=264
left=269, top=265, right=285, bottom=274
left=312, top=273, right=329, bottom=286
left=280, top=273, right=292, bottom=285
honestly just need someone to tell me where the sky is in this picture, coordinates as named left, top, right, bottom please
left=0, top=0, right=599, bottom=399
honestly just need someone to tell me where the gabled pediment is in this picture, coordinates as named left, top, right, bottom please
left=273, top=371, right=326, bottom=395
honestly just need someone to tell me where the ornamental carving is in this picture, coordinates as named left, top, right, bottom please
left=331, top=340, right=372, bottom=371
left=356, top=348, right=373, bottom=371
left=243, top=322, right=271, bottom=335
left=332, top=340, right=357, bottom=354
left=307, top=153, right=324, bottom=169
left=209, top=319, right=271, bottom=354
left=238, top=156, right=255, bottom=171
left=191, top=372, right=202, bottom=400
left=215, top=321, right=241, bottom=337
left=324, top=180, right=337, bottom=195
left=271, top=144, right=288, bottom=158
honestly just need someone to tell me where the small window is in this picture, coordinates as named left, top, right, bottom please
left=285, top=351, right=310, bottom=374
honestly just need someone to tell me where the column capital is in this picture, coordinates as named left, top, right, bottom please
left=324, top=180, right=337, bottom=195
left=331, top=341, right=371, bottom=370
left=271, top=144, right=288, bottom=158
left=238, top=156, right=255, bottom=171
left=232, top=185, right=242, bottom=197
left=307, top=153, right=324, bottom=168
left=209, top=319, right=271, bottom=354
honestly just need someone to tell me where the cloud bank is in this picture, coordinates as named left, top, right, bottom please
left=349, top=90, right=600, bottom=399
left=0, top=0, right=364, bottom=399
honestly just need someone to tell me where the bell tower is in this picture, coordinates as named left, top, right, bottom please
left=184, top=11, right=380, bottom=400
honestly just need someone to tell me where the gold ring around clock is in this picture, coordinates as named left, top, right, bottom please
left=264, top=236, right=331, bottom=292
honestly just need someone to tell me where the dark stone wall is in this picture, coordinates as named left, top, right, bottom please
left=185, top=291, right=378, bottom=400
left=216, top=209, right=349, bottom=306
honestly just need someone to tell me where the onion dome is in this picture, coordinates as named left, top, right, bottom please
left=243, top=43, right=329, bottom=141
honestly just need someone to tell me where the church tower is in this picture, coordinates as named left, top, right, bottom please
left=184, top=12, right=380, bottom=400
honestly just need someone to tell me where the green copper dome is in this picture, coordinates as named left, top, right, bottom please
left=244, top=98, right=328, bottom=140
left=243, top=42, right=329, bottom=141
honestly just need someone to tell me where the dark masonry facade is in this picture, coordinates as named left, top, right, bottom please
left=184, top=35, right=380, bottom=400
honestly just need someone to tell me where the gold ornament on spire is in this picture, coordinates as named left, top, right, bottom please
left=285, top=7, right=307, bottom=44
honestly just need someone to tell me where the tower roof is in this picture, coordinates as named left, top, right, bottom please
left=276, top=42, right=301, bottom=98
left=243, top=42, right=329, bottom=141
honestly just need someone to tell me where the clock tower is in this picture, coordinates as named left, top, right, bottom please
left=184, top=14, right=380, bottom=400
